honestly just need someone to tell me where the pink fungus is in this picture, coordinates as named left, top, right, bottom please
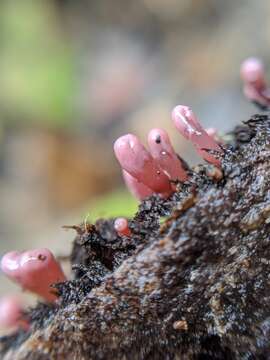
left=1, top=249, right=66, bottom=302
left=114, top=217, right=131, bottom=237
left=147, top=128, right=188, bottom=182
left=114, top=134, right=172, bottom=197
left=122, top=170, right=153, bottom=200
left=0, top=296, right=29, bottom=330
left=172, top=105, right=223, bottom=167
left=240, top=57, right=270, bottom=108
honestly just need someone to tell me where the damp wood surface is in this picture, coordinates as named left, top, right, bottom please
left=1, top=114, right=270, bottom=359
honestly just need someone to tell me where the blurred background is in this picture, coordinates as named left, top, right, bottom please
left=0, top=0, right=269, bottom=302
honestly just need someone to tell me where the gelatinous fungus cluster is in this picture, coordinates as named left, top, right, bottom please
left=1, top=58, right=270, bottom=359
left=113, top=105, right=223, bottom=200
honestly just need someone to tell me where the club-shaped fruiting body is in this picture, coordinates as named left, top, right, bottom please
left=240, top=57, right=270, bottom=108
left=114, top=217, right=131, bottom=237
left=114, top=134, right=173, bottom=197
left=0, top=296, right=29, bottom=330
left=147, top=128, right=188, bottom=182
left=172, top=105, right=223, bottom=167
left=122, top=170, right=153, bottom=200
left=1, top=249, right=66, bottom=302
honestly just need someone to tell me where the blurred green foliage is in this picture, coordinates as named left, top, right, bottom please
left=0, top=0, right=75, bottom=128
left=86, top=190, right=138, bottom=221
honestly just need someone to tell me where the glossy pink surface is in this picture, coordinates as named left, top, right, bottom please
left=147, top=128, right=188, bottom=182
left=1, top=249, right=66, bottom=302
left=0, top=296, right=28, bottom=330
left=122, top=170, right=153, bottom=200
left=114, top=134, right=172, bottom=197
left=114, top=217, right=131, bottom=237
left=240, top=57, right=270, bottom=107
left=240, top=58, right=266, bottom=89
left=172, top=105, right=222, bottom=167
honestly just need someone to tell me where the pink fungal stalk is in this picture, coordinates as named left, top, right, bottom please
left=172, top=105, right=223, bottom=167
left=122, top=170, right=153, bottom=200
left=114, top=134, right=173, bottom=198
left=147, top=128, right=188, bottom=183
left=0, top=296, right=29, bottom=330
left=240, top=57, right=270, bottom=109
left=114, top=217, right=131, bottom=237
left=1, top=248, right=66, bottom=302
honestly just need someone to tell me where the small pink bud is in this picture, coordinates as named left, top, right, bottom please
left=240, top=57, right=266, bottom=89
left=240, top=57, right=270, bottom=108
left=147, top=128, right=188, bottom=182
left=0, top=296, right=29, bottom=330
left=172, top=105, right=222, bottom=167
left=122, top=170, right=153, bottom=200
left=1, top=249, right=66, bottom=302
left=114, top=134, right=172, bottom=197
left=114, top=217, right=131, bottom=237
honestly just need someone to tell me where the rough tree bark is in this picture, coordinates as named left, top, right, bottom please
left=1, top=115, right=270, bottom=359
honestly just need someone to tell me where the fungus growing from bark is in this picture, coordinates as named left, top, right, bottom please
left=114, top=217, right=131, bottom=237
left=171, top=105, right=223, bottom=167
left=1, top=249, right=66, bottom=302
left=114, top=133, right=173, bottom=198
left=114, top=109, right=223, bottom=199
left=2, top=57, right=270, bottom=360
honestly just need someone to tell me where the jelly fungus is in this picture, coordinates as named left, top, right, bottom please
left=147, top=128, right=188, bottom=182
left=114, top=217, right=131, bottom=237
left=0, top=296, right=28, bottom=330
left=172, top=105, right=223, bottom=167
left=122, top=170, right=153, bottom=200
left=114, top=134, right=172, bottom=197
left=1, top=249, right=66, bottom=302
left=240, top=57, right=270, bottom=109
